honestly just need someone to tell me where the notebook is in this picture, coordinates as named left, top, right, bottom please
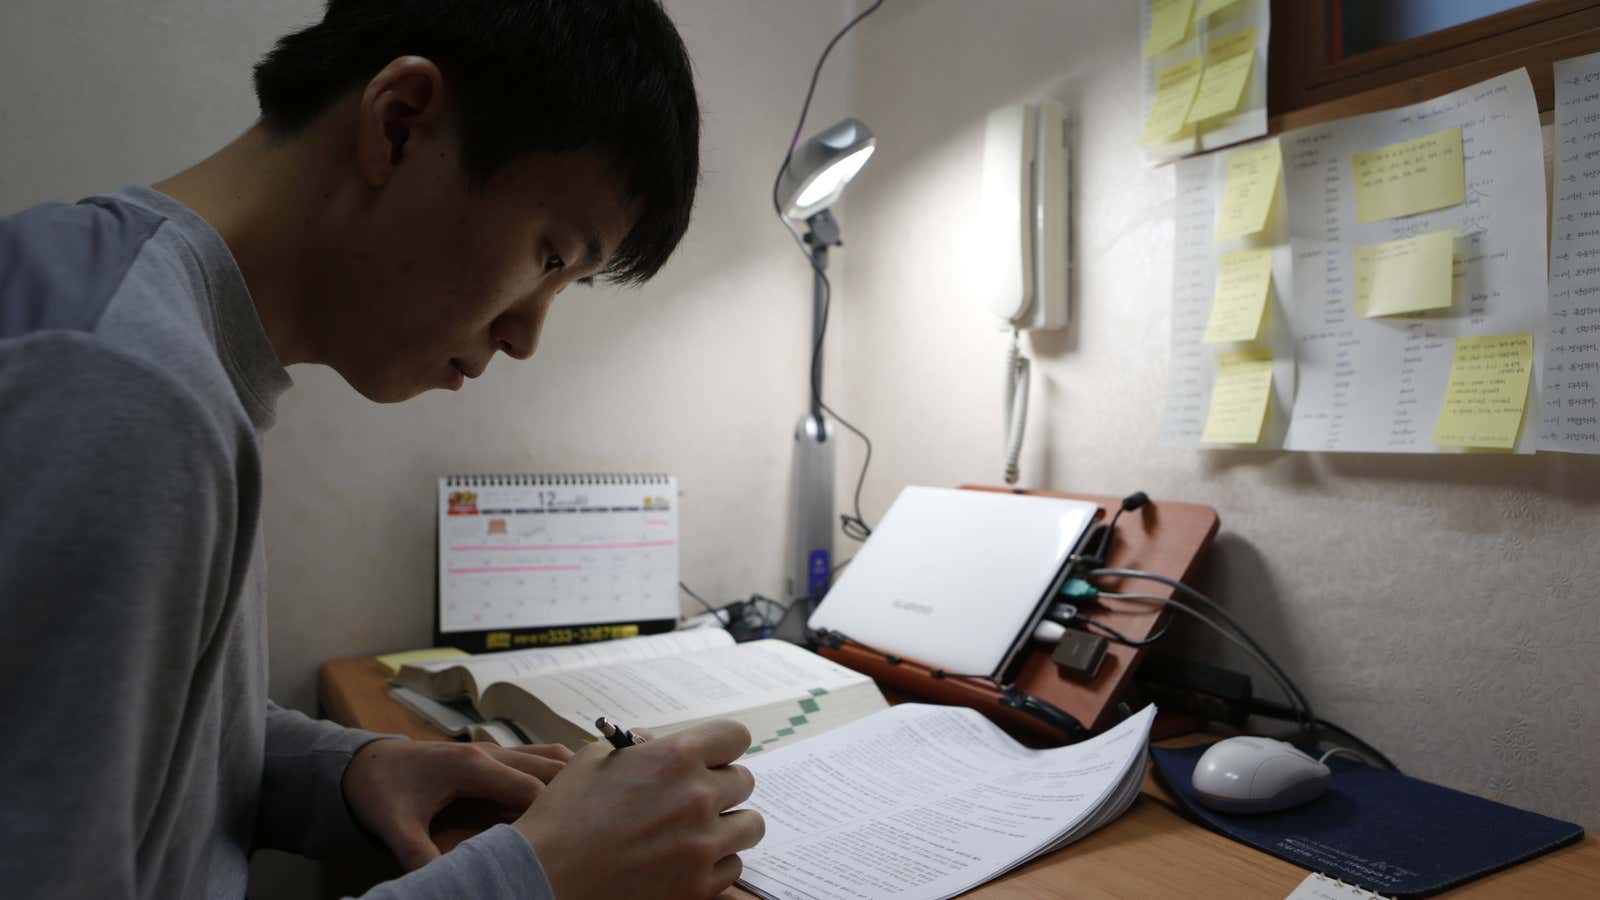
left=806, top=486, right=1098, bottom=678
left=1151, top=743, right=1586, bottom=897
left=736, top=703, right=1156, bottom=900
left=437, top=473, right=679, bottom=652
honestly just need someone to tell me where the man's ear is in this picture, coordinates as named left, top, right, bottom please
left=355, top=56, right=449, bottom=188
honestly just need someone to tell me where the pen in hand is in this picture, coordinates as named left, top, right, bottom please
left=595, top=716, right=644, bottom=749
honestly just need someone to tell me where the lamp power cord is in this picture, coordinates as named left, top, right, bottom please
left=769, top=0, right=884, bottom=546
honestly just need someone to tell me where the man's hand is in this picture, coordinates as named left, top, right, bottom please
left=343, top=738, right=574, bottom=869
left=516, top=720, right=765, bottom=900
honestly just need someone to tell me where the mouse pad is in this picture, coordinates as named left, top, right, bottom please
left=1150, top=744, right=1584, bottom=897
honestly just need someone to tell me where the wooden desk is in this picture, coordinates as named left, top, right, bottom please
left=320, top=656, right=1600, bottom=898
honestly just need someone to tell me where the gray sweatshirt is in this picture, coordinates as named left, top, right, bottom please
left=0, top=186, right=553, bottom=899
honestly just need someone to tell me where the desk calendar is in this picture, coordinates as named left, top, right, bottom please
left=437, top=473, right=679, bottom=652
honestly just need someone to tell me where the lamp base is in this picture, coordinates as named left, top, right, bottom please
left=786, top=412, right=836, bottom=603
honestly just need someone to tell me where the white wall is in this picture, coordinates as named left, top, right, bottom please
left=836, top=0, right=1600, bottom=827
left=0, top=1, right=319, bottom=203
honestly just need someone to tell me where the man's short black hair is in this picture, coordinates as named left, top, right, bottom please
left=253, top=0, right=699, bottom=285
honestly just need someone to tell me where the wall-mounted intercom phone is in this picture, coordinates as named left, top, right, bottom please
left=979, top=99, right=1069, bottom=331
left=978, top=99, right=1069, bottom=484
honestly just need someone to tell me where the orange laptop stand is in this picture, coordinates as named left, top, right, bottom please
left=816, top=486, right=1219, bottom=743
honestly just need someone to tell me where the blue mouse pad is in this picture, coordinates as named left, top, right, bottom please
left=1150, top=744, right=1584, bottom=897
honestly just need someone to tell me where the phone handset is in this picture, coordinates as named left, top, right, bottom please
left=979, top=100, right=1069, bottom=485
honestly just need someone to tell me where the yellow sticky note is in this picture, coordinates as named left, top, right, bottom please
left=1197, top=0, right=1244, bottom=16
left=1216, top=141, right=1281, bottom=241
left=1204, top=248, right=1273, bottom=343
left=1433, top=333, right=1534, bottom=449
left=1354, top=230, right=1455, bottom=318
left=1142, top=56, right=1204, bottom=145
left=1202, top=350, right=1274, bottom=444
left=376, top=647, right=469, bottom=675
left=1145, top=0, right=1196, bottom=58
left=1353, top=128, right=1466, bottom=223
left=1186, top=28, right=1258, bottom=124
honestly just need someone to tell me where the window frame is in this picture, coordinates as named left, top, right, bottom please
left=1270, top=0, right=1600, bottom=131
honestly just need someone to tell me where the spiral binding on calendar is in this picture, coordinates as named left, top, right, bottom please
left=443, top=473, right=672, bottom=487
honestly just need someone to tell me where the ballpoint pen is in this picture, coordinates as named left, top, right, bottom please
left=595, top=716, right=643, bottom=749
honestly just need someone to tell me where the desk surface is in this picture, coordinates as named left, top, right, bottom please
left=320, top=655, right=1600, bottom=899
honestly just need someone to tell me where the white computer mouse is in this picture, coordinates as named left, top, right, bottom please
left=1190, top=736, right=1331, bottom=814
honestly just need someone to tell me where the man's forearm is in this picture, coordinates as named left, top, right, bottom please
left=344, top=825, right=555, bottom=900
left=257, top=701, right=396, bottom=857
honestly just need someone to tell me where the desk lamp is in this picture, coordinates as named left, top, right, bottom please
left=775, top=117, right=876, bottom=603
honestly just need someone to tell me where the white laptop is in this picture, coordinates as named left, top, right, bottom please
left=807, top=486, right=1099, bottom=678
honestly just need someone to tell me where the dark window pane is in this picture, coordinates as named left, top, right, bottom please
left=1343, top=0, right=1535, bottom=56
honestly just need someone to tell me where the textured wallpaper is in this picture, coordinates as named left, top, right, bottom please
left=840, top=0, right=1599, bottom=829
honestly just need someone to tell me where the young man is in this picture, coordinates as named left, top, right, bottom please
left=0, top=2, right=763, bottom=898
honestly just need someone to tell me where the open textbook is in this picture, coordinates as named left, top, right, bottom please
left=736, top=703, right=1157, bottom=900
left=393, top=629, right=888, bottom=753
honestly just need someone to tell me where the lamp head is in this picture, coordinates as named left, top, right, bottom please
left=778, top=118, right=877, bottom=221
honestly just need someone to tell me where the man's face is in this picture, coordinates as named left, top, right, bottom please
left=316, top=145, right=637, bottom=403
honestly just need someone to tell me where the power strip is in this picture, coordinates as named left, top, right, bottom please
left=681, top=596, right=785, bottom=642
